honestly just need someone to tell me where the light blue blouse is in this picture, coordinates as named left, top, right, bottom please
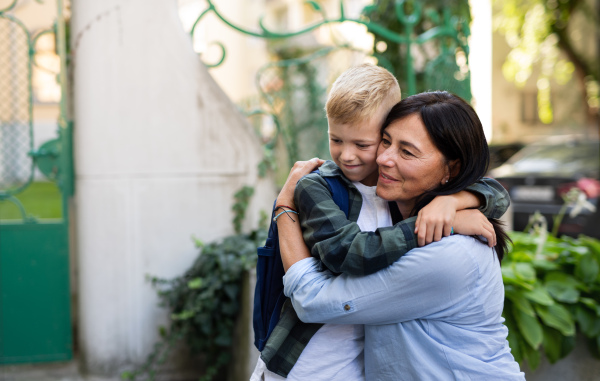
left=283, top=235, right=525, bottom=380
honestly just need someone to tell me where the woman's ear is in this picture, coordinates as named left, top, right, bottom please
left=442, top=159, right=461, bottom=184
left=449, top=159, right=461, bottom=178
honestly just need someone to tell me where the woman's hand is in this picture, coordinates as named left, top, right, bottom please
left=414, top=195, right=457, bottom=246
left=276, top=158, right=325, bottom=209
left=453, top=209, right=497, bottom=247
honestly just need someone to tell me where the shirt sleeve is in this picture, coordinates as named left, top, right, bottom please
left=283, top=237, right=480, bottom=325
left=294, top=174, right=417, bottom=276
left=468, top=178, right=510, bottom=219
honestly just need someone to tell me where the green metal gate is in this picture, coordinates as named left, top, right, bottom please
left=0, top=0, right=73, bottom=364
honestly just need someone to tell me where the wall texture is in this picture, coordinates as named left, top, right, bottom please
left=71, top=0, right=274, bottom=376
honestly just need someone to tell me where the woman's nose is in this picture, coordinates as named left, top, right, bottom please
left=376, top=148, right=394, bottom=167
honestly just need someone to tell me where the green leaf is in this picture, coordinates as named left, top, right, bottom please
left=224, top=284, right=239, bottom=300
left=187, top=277, right=203, bottom=289
left=191, top=235, right=204, bottom=248
left=545, top=280, right=579, bottom=303
left=535, top=304, right=576, bottom=336
left=513, top=306, right=543, bottom=349
left=562, top=334, right=576, bottom=358
left=544, top=273, right=580, bottom=303
left=545, top=272, right=581, bottom=286
left=120, top=371, right=135, bottom=380
left=579, top=236, right=600, bottom=256
left=579, top=297, right=600, bottom=316
left=575, top=305, right=600, bottom=337
left=514, top=262, right=536, bottom=282
left=214, top=332, right=231, bottom=347
left=541, top=325, right=563, bottom=364
left=509, top=250, right=534, bottom=262
left=503, top=310, right=523, bottom=363
left=523, top=341, right=541, bottom=370
left=522, top=285, right=554, bottom=306
left=502, top=266, right=534, bottom=290
left=531, top=259, right=560, bottom=271
left=575, top=254, right=599, bottom=284
left=506, top=289, right=536, bottom=317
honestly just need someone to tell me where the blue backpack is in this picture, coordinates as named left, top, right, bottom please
left=253, top=171, right=349, bottom=351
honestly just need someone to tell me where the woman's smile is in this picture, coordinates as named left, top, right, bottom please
left=378, top=171, right=399, bottom=183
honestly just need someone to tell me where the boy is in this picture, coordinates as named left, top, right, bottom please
left=252, top=64, right=509, bottom=380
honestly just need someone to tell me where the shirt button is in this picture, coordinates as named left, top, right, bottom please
left=344, top=304, right=351, bottom=311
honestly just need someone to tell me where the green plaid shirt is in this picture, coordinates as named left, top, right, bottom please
left=261, top=160, right=510, bottom=376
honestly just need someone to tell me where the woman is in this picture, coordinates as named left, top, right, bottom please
left=275, top=91, right=524, bottom=380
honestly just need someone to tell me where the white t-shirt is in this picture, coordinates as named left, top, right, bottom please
left=251, top=181, right=392, bottom=381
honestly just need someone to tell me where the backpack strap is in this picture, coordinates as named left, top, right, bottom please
left=314, top=169, right=349, bottom=218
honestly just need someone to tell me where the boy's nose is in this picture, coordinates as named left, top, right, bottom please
left=340, top=146, right=355, bottom=162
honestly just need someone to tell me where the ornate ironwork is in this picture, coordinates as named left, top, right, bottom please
left=0, top=0, right=72, bottom=221
left=191, top=0, right=471, bottom=97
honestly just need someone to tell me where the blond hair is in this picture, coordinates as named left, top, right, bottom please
left=325, top=64, right=401, bottom=125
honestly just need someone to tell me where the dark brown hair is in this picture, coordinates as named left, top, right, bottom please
left=382, top=91, right=510, bottom=261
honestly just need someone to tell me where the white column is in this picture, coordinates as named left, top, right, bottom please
left=71, top=0, right=273, bottom=375
left=469, top=0, right=493, bottom=141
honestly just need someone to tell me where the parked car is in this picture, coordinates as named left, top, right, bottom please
left=489, top=135, right=600, bottom=238
left=488, top=142, right=525, bottom=171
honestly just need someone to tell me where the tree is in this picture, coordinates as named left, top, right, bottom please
left=493, top=0, right=599, bottom=126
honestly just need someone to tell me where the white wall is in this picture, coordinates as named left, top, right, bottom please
left=71, top=0, right=274, bottom=375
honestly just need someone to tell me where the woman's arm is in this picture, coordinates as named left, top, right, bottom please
left=283, top=236, right=481, bottom=325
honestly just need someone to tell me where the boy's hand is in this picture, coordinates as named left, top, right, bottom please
left=454, top=209, right=497, bottom=247
left=415, top=195, right=457, bottom=246
left=276, top=158, right=325, bottom=209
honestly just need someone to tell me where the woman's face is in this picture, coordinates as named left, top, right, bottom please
left=376, top=113, right=450, bottom=211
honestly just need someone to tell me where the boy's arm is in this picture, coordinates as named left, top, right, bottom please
left=414, top=178, right=508, bottom=246
left=294, top=174, right=417, bottom=276
left=466, top=177, right=510, bottom=219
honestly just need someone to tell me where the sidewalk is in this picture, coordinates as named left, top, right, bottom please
left=0, top=362, right=119, bottom=381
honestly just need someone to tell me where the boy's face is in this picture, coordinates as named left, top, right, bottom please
left=328, top=110, right=386, bottom=186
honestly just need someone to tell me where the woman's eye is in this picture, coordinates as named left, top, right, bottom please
left=330, top=139, right=341, bottom=144
left=402, top=149, right=414, bottom=157
left=381, top=139, right=391, bottom=146
left=357, top=144, right=370, bottom=149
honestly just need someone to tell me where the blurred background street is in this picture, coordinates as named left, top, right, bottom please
left=1, top=0, right=598, bottom=380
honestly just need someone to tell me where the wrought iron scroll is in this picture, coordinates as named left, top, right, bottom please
left=191, top=0, right=471, bottom=98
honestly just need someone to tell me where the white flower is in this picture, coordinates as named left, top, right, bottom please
left=565, top=188, right=597, bottom=218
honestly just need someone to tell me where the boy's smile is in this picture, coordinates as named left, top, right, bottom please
left=328, top=112, right=386, bottom=186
